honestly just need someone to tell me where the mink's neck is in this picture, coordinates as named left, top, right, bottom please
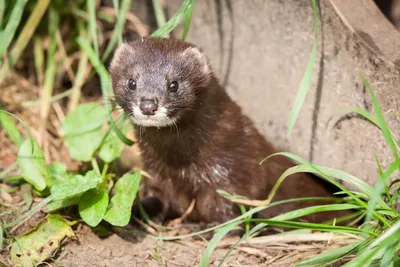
left=136, top=77, right=229, bottom=166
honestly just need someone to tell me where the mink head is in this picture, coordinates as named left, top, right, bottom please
left=109, top=37, right=212, bottom=128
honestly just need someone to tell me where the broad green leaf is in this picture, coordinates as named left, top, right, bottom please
left=62, top=102, right=106, bottom=135
left=51, top=170, right=102, bottom=201
left=48, top=161, right=68, bottom=186
left=79, top=188, right=109, bottom=227
left=17, top=139, right=49, bottom=191
left=10, top=214, right=75, bottom=267
left=48, top=162, right=67, bottom=178
left=99, top=125, right=128, bottom=163
left=62, top=102, right=107, bottom=162
left=64, top=126, right=106, bottom=162
left=104, top=171, right=141, bottom=226
left=199, top=221, right=241, bottom=267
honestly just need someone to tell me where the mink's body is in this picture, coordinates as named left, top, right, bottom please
left=110, top=37, right=345, bottom=224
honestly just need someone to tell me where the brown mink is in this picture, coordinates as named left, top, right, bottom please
left=109, top=37, right=348, bottom=224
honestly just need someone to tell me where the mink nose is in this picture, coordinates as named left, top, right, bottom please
left=140, top=100, right=158, bottom=115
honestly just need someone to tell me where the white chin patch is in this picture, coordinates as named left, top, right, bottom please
left=132, top=106, right=176, bottom=127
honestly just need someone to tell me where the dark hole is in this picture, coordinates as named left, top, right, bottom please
left=374, top=0, right=400, bottom=29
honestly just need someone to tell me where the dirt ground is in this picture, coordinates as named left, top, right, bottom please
left=57, top=224, right=352, bottom=267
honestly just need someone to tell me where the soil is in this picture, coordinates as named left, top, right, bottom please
left=57, top=224, right=350, bottom=267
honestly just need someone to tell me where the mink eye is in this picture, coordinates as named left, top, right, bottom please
left=168, top=81, right=179, bottom=92
left=127, top=79, right=136, bottom=90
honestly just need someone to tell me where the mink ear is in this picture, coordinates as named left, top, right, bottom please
left=180, top=46, right=211, bottom=75
left=109, top=42, right=135, bottom=74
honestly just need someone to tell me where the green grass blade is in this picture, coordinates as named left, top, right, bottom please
left=41, top=6, right=58, bottom=122
left=249, top=219, right=376, bottom=236
left=4, top=196, right=52, bottom=228
left=0, top=106, right=23, bottom=147
left=218, top=223, right=267, bottom=267
left=87, top=0, right=99, bottom=56
left=287, top=0, right=318, bottom=134
left=261, top=152, right=381, bottom=206
left=365, top=158, right=400, bottom=223
left=0, top=0, right=50, bottom=82
left=351, top=107, right=400, bottom=151
left=199, top=221, right=241, bottom=267
left=270, top=203, right=360, bottom=221
left=24, top=89, right=73, bottom=107
left=101, top=0, right=131, bottom=61
left=155, top=197, right=359, bottom=242
left=261, top=152, right=391, bottom=227
left=152, top=0, right=167, bottom=29
left=0, top=110, right=33, bottom=149
left=296, top=242, right=361, bottom=267
left=33, top=36, right=44, bottom=87
left=360, top=74, right=399, bottom=161
left=181, top=2, right=194, bottom=40
left=0, top=162, right=18, bottom=180
left=0, top=0, right=6, bottom=29
left=360, top=75, right=400, bottom=224
left=151, top=0, right=195, bottom=37
left=76, top=37, right=134, bottom=146
left=0, top=0, right=27, bottom=58
left=343, top=220, right=400, bottom=266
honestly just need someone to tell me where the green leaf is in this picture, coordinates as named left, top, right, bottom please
left=99, top=125, right=128, bottom=163
left=51, top=170, right=102, bottom=201
left=48, top=162, right=67, bottom=178
left=17, top=139, right=49, bottom=191
left=104, top=171, right=141, bottom=226
left=64, top=127, right=105, bottom=162
left=199, top=221, right=241, bottom=267
left=10, top=214, right=75, bottom=267
left=79, top=188, right=109, bottom=227
left=47, top=161, right=68, bottom=187
left=62, top=102, right=106, bottom=136
left=62, top=102, right=107, bottom=161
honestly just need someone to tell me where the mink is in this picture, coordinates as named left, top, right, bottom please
left=109, top=37, right=347, bottom=224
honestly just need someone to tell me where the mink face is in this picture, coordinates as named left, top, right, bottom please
left=109, top=38, right=211, bottom=128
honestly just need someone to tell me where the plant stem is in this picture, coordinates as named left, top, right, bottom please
left=91, top=158, right=101, bottom=176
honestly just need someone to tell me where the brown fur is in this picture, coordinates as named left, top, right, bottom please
left=109, top=37, right=348, bottom=224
